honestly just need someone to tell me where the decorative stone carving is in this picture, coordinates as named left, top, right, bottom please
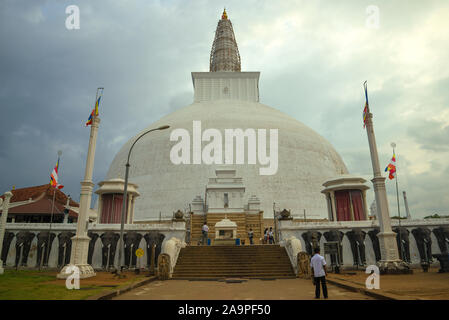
left=144, top=231, right=165, bottom=269
left=297, top=252, right=311, bottom=278
left=15, top=231, right=35, bottom=267
left=158, top=253, right=171, bottom=280
left=173, top=210, right=184, bottom=220
left=100, top=232, right=120, bottom=270
left=392, top=227, right=411, bottom=263
left=87, top=232, right=99, bottom=265
left=301, top=231, right=322, bottom=256
left=279, top=209, right=292, bottom=220
left=57, top=231, right=74, bottom=268
left=1, top=231, right=14, bottom=266
left=367, top=228, right=381, bottom=262
left=35, top=231, right=56, bottom=268
left=323, top=230, right=344, bottom=265
left=123, top=231, right=143, bottom=268
left=346, top=229, right=367, bottom=266
left=411, top=227, right=432, bottom=263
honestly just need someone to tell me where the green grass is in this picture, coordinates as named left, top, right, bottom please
left=0, top=270, right=143, bottom=300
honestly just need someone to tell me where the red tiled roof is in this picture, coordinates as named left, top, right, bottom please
left=1, top=184, right=79, bottom=218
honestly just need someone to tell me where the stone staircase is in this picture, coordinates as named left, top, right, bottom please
left=189, top=213, right=264, bottom=245
left=172, top=245, right=296, bottom=279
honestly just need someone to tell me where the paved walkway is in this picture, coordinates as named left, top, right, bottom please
left=113, top=278, right=373, bottom=300
left=328, top=267, right=449, bottom=300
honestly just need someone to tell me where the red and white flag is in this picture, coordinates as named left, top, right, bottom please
left=50, top=158, right=64, bottom=189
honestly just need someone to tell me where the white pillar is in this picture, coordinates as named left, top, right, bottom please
left=403, top=191, right=411, bottom=219
left=365, top=112, right=408, bottom=273
left=362, top=190, right=369, bottom=220
left=0, top=191, right=13, bottom=275
left=330, top=191, right=337, bottom=221
left=57, top=117, right=100, bottom=279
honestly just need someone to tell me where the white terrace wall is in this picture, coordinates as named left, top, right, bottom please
left=278, top=218, right=449, bottom=269
left=2, top=221, right=186, bottom=270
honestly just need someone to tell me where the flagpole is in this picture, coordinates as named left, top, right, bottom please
left=391, top=142, right=404, bottom=261
left=57, top=88, right=104, bottom=279
left=363, top=81, right=409, bottom=273
left=46, top=150, right=62, bottom=269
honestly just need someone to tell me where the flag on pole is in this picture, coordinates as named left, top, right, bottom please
left=363, top=81, right=369, bottom=128
left=385, top=152, right=397, bottom=180
left=50, top=157, right=64, bottom=189
left=85, top=95, right=101, bottom=126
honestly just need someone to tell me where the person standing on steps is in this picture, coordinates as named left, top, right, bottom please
left=310, top=247, right=328, bottom=299
left=263, top=228, right=268, bottom=244
left=201, top=222, right=209, bottom=245
left=248, top=228, right=254, bottom=245
left=268, top=227, right=274, bottom=244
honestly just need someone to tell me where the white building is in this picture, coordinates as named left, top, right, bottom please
left=106, top=10, right=349, bottom=222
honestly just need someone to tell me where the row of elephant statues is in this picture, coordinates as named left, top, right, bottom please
left=300, top=226, right=449, bottom=266
left=1, top=230, right=166, bottom=270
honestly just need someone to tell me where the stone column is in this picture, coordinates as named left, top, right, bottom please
left=365, top=112, right=409, bottom=273
left=326, top=194, right=333, bottom=221
left=57, top=117, right=100, bottom=279
left=403, top=191, right=411, bottom=220
left=330, top=191, right=337, bottom=221
left=0, top=191, right=13, bottom=275
left=97, top=194, right=103, bottom=223
left=348, top=192, right=355, bottom=221
left=362, top=190, right=369, bottom=220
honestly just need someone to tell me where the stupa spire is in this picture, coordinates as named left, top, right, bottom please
left=209, top=9, right=241, bottom=72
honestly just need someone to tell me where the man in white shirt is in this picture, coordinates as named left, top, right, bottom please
left=201, top=222, right=209, bottom=245
left=310, top=247, right=328, bottom=299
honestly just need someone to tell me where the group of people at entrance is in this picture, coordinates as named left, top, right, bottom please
left=263, top=227, right=275, bottom=244
left=200, top=223, right=275, bottom=245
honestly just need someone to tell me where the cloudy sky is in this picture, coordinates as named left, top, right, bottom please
left=1, top=0, right=448, bottom=219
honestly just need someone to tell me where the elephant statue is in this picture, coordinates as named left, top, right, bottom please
left=100, top=232, right=120, bottom=270
left=393, top=227, right=411, bottom=263
left=411, top=227, right=432, bottom=264
left=87, top=232, right=99, bottom=265
left=15, top=231, right=35, bottom=267
left=301, top=231, right=322, bottom=256
left=144, top=231, right=165, bottom=269
left=433, top=227, right=449, bottom=254
left=57, top=231, right=75, bottom=268
left=323, top=230, right=344, bottom=265
left=1, top=231, right=14, bottom=266
left=367, top=228, right=381, bottom=262
left=346, top=229, right=367, bottom=266
left=35, top=231, right=56, bottom=268
left=123, top=232, right=143, bottom=268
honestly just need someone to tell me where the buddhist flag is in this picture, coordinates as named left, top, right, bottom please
left=85, top=96, right=101, bottom=126
left=363, top=81, right=369, bottom=129
left=385, top=152, right=396, bottom=180
left=50, top=157, right=64, bottom=189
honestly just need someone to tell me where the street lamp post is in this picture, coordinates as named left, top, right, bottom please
left=116, top=125, right=169, bottom=273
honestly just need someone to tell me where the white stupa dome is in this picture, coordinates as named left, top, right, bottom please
left=105, top=11, right=348, bottom=221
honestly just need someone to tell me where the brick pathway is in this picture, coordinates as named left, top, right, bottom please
left=113, top=278, right=374, bottom=300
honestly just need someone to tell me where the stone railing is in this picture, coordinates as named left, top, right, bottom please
left=157, top=237, right=186, bottom=279
left=280, top=236, right=303, bottom=275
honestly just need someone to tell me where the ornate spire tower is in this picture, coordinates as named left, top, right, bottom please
left=210, top=9, right=241, bottom=72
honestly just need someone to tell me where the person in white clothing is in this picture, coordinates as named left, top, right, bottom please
left=310, top=247, right=328, bottom=299
left=201, top=222, right=209, bottom=245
